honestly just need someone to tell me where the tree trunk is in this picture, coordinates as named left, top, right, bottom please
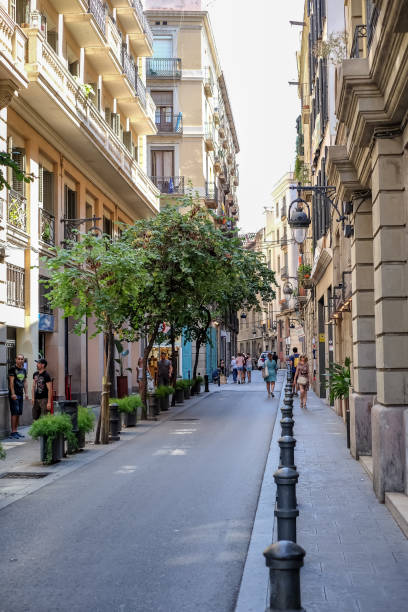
left=142, top=322, right=160, bottom=419
left=170, top=328, right=177, bottom=407
left=95, top=329, right=113, bottom=444
left=108, top=330, right=116, bottom=398
left=193, top=310, right=212, bottom=380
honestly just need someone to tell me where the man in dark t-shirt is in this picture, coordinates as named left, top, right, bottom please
left=8, top=354, right=28, bottom=439
left=158, top=353, right=172, bottom=386
left=32, top=359, right=52, bottom=420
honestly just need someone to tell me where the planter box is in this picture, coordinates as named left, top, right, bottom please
left=126, top=411, right=137, bottom=427
left=160, top=395, right=170, bottom=411
left=184, top=387, right=191, bottom=400
left=148, top=394, right=160, bottom=416
left=192, top=381, right=201, bottom=395
left=175, top=388, right=184, bottom=404
left=76, top=430, right=86, bottom=449
left=40, top=434, right=64, bottom=464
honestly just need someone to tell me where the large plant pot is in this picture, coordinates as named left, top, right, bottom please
left=175, top=388, right=184, bottom=404
left=40, top=434, right=63, bottom=464
left=148, top=394, right=160, bottom=417
left=126, top=411, right=137, bottom=427
left=184, top=387, right=191, bottom=400
left=76, top=430, right=86, bottom=450
left=160, top=395, right=170, bottom=412
left=192, top=381, right=201, bottom=395
left=109, top=403, right=120, bottom=441
left=116, top=376, right=128, bottom=399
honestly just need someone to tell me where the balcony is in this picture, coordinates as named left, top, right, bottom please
left=111, top=0, right=154, bottom=56
left=204, top=67, right=214, bottom=97
left=155, top=112, right=183, bottom=134
left=8, top=190, right=27, bottom=232
left=281, top=205, right=287, bottom=220
left=39, top=209, right=55, bottom=246
left=7, top=264, right=25, bottom=309
left=280, top=235, right=288, bottom=250
left=150, top=176, right=184, bottom=195
left=204, top=122, right=216, bottom=151
left=23, top=30, right=159, bottom=217
left=205, top=182, right=218, bottom=209
left=279, top=299, right=289, bottom=313
left=63, top=0, right=107, bottom=46
left=146, top=58, right=182, bottom=79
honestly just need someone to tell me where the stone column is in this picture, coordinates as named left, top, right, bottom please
left=0, top=106, right=8, bottom=434
left=350, top=196, right=376, bottom=458
left=371, top=135, right=407, bottom=501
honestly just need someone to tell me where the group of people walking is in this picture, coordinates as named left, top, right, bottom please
left=260, top=347, right=310, bottom=407
left=230, top=353, right=253, bottom=384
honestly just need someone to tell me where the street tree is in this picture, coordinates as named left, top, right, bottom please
left=44, top=232, right=146, bottom=444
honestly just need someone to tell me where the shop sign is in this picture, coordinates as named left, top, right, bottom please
left=39, top=313, right=54, bottom=332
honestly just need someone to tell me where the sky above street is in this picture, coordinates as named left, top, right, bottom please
left=207, top=0, right=305, bottom=232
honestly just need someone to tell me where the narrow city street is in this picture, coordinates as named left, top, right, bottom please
left=0, top=373, right=281, bottom=612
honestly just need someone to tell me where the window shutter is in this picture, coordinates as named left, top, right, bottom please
left=43, top=170, right=54, bottom=213
left=47, top=31, right=58, bottom=53
left=38, top=164, right=44, bottom=203
left=12, top=148, right=25, bottom=195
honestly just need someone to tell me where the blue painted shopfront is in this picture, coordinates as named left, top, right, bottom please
left=182, top=331, right=193, bottom=379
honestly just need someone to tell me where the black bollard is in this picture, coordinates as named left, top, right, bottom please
left=204, top=374, right=209, bottom=392
left=274, top=467, right=299, bottom=542
left=109, top=403, right=120, bottom=441
left=279, top=435, right=296, bottom=470
left=283, top=396, right=294, bottom=408
left=281, top=406, right=293, bottom=420
left=281, top=416, right=294, bottom=438
left=263, top=540, right=306, bottom=611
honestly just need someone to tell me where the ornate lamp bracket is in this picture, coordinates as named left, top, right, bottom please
left=289, top=183, right=345, bottom=222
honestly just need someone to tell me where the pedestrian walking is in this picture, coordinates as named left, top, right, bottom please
left=158, top=352, right=172, bottom=386
left=293, top=354, right=310, bottom=409
left=245, top=354, right=253, bottom=383
left=136, top=357, right=144, bottom=396
left=8, top=354, right=29, bottom=439
left=236, top=353, right=245, bottom=384
left=289, top=347, right=300, bottom=396
left=262, top=352, right=278, bottom=398
left=231, top=356, right=238, bottom=383
left=219, top=359, right=225, bottom=375
left=32, top=359, right=52, bottom=420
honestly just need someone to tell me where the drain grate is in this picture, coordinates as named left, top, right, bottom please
left=169, top=418, right=199, bottom=422
left=0, top=472, right=50, bottom=480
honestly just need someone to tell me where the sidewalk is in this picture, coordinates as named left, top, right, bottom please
left=236, top=379, right=408, bottom=612
left=0, top=389, right=216, bottom=511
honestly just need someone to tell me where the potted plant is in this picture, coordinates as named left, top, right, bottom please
left=174, top=379, right=185, bottom=404
left=324, top=358, right=351, bottom=446
left=114, top=340, right=131, bottom=398
left=0, top=442, right=6, bottom=460
left=29, top=413, right=76, bottom=464
left=298, top=263, right=312, bottom=281
left=112, top=395, right=142, bottom=427
left=182, top=379, right=192, bottom=399
left=76, top=405, right=95, bottom=449
left=155, top=385, right=174, bottom=412
left=192, top=375, right=203, bottom=395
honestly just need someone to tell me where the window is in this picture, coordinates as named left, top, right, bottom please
left=39, top=277, right=52, bottom=314
left=7, top=264, right=25, bottom=308
left=64, top=185, right=76, bottom=219
left=85, top=203, right=93, bottom=233
left=103, top=214, right=113, bottom=237
left=276, top=202, right=279, bottom=217
left=151, top=91, right=174, bottom=132
left=39, top=165, right=54, bottom=213
left=11, top=147, right=26, bottom=196
left=151, top=150, right=174, bottom=177
left=153, top=36, right=173, bottom=58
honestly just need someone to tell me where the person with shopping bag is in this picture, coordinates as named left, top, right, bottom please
left=263, top=352, right=278, bottom=398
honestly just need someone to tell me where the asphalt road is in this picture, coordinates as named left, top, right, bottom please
left=0, top=378, right=279, bottom=612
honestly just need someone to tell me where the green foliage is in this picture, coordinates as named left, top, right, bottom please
left=313, top=31, right=347, bottom=65
left=154, top=385, right=170, bottom=398
left=294, top=157, right=311, bottom=184
left=114, top=339, right=131, bottom=376
left=175, top=380, right=185, bottom=391
left=0, top=151, right=34, bottom=191
left=77, top=405, right=95, bottom=434
left=29, top=413, right=76, bottom=464
left=325, top=357, right=351, bottom=402
left=0, top=442, right=5, bottom=460
left=298, top=264, right=312, bottom=280
left=194, top=376, right=203, bottom=384
left=110, top=395, right=142, bottom=414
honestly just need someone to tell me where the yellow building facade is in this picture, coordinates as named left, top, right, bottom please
left=0, top=0, right=159, bottom=434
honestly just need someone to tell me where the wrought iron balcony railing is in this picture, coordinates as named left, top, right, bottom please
left=39, top=209, right=55, bottom=245
left=205, top=181, right=218, bottom=202
left=88, top=0, right=106, bottom=36
left=146, top=58, right=182, bottom=78
left=122, top=45, right=136, bottom=91
left=8, top=190, right=27, bottom=232
left=150, top=176, right=184, bottom=195
left=280, top=265, right=289, bottom=279
left=280, top=235, right=288, bottom=249
left=351, top=24, right=367, bottom=58
left=7, top=263, right=25, bottom=309
left=279, top=299, right=289, bottom=312
left=131, top=0, right=154, bottom=49
left=136, top=73, right=146, bottom=108
left=155, top=112, right=183, bottom=133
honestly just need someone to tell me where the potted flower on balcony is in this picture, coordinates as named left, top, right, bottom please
left=298, top=263, right=312, bottom=281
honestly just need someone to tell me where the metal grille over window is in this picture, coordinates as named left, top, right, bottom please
left=7, top=264, right=25, bottom=309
